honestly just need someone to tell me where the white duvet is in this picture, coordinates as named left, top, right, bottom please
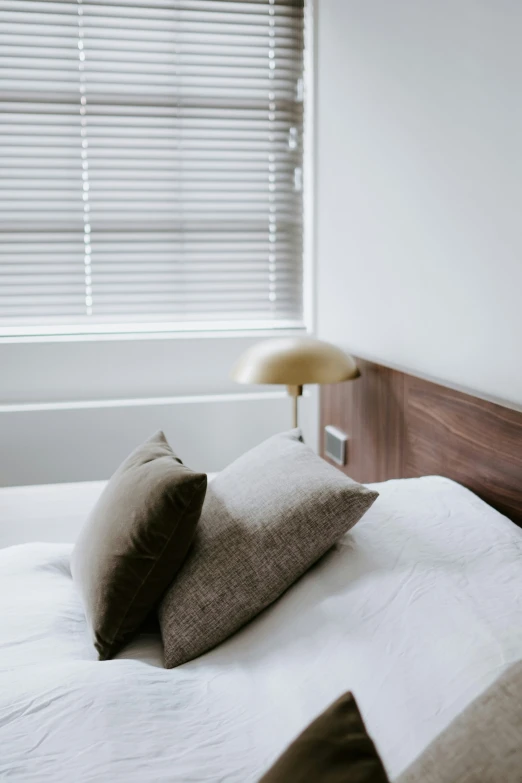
left=1, top=476, right=522, bottom=782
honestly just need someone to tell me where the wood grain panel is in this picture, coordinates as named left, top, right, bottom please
left=405, top=375, right=522, bottom=524
left=321, top=360, right=522, bottom=526
left=321, top=359, right=406, bottom=483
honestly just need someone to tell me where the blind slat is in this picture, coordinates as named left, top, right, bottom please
left=0, top=0, right=305, bottom=332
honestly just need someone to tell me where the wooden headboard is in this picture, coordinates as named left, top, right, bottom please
left=320, top=359, right=522, bottom=526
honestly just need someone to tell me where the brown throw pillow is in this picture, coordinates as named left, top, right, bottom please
left=258, top=692, right=390, bottom=783
left=71, top=431, right=207, bottom=660
left=159, top=429, right=378, bottom=668
left=397, top=661, right=522, bottom=783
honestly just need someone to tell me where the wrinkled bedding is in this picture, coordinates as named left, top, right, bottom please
left=1, top=476, right=522, bottom=782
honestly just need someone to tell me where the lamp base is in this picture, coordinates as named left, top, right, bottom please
left=286, top=384, right=303, bottom=429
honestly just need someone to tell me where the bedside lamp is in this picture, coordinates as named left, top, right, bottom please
left=231, top=336, right=360, bottom=428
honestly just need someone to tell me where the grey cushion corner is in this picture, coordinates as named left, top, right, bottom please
left=159, top=430, right=378, bottom=668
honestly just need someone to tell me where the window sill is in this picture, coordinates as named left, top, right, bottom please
left=0, top=321, right=309, bottom=345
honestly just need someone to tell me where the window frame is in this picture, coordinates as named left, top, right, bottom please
left=0, top=0, right=315, bottom=344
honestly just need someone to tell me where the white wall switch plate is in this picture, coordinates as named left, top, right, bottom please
left=324, top=425, right=348, bottom=466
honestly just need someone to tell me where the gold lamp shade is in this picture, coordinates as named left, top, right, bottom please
left=231, top=337, right=360, bottom=427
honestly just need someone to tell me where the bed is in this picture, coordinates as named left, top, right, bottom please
left=1, top=473, right=522, bottom=782
left=1, top=363, right=522, bottom=782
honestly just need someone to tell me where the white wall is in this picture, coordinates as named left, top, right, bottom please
left=317, top=0, right=522, bottom=407
left=0, top=335, right=318, bottom=486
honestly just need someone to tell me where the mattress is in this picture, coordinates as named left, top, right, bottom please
left=1, top=475, right=522, bottom=782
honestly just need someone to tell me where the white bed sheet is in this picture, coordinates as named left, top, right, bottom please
left=0, top=480, right=106, bottom=548
left=1, top=476, right=522, bottom=782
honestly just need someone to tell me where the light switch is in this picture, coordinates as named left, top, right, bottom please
left=324, top=425, right=348, bottom=466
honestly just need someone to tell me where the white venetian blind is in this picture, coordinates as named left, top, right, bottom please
left=0, top=0, right=305, bottom=335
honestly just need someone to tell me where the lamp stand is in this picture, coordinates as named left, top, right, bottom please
left=286, top=384, right=303, bottom=428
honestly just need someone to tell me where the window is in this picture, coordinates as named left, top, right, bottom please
left=0, top=0, right=306, bottom=336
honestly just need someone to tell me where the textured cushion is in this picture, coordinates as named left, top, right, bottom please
left=398, top=661, right=522, bottom=783
left=258, top=692, right=390, bottom=783
left=158, top=429, right=378, bottom=668
left=71, top=431, right=207, bottom=660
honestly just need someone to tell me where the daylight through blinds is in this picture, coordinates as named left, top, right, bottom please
left=0, top=0, right=305, bottom=333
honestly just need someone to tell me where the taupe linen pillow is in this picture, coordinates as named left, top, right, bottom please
left=398, top=661, right=522, bottom=783
left=158, top=429, right=378, bottom=668
left=71, top=431, right=207, bottom=660
left=258, top=692, right=390, bottom=783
